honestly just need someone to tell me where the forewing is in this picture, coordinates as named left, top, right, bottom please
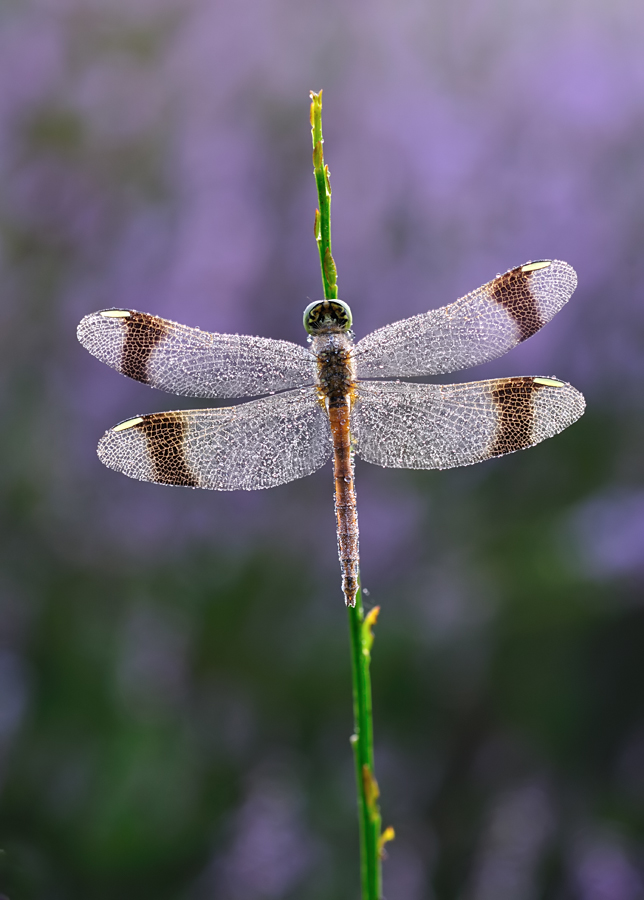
left=352, top=377, right=585, bottom=470
left=78, top=310, right=317, bottom=397
left=354, top=260, right=577, bottom=378
left=97, top=387, right=331, bottom=490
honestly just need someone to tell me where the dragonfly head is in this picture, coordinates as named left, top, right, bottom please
left=303, top=299, right=353, bottom=335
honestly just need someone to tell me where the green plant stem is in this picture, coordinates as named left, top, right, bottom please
left=349, top=596, right=382, bottom=899
left=310, top=89, right=391, bottom=900
left=310, top=90, right=338, bottom=301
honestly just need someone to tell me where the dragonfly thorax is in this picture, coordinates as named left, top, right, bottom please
left=313, top=332, right=356, bottom=408
left=303, top=299, right=353, bottom=335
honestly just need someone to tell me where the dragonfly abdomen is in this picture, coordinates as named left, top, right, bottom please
left=314, top=333, right=360, bottom=606
left=329, top=402, right=359, bottom=607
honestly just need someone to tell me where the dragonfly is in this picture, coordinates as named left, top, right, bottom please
left=78, top=259, right=585, bottom=606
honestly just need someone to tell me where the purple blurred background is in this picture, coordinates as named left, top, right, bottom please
left=1, top=0, right=644, bottom=897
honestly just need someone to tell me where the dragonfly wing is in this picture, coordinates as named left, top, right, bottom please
left=78, top=310, right=317, bottom=397
left=97, top=387, right=331, bottom=490
left=353, top=260, right=577, bottom=378
left=353, top=377, right=585, bottom=470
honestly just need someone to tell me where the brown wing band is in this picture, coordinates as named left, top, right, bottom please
left=134, top=413, right=199, bottom=486
left=489, top=377, right=545, bottom=456
left=489, top=267, right=545, bottom=342
left=122, top=313, right=168, bottom=383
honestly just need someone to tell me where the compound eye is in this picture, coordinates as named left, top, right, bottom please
left=303, top=301, right=320, bottom=334
left=303, top=299, right=353, bottom=334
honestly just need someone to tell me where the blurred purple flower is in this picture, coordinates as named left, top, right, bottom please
left=569, top=490, right=644, bottom=580
left=571, top=828, right=643, bottom=900
left=467, top=780, right=554, bottom=900
left=203, top=778, right=319, bottom=899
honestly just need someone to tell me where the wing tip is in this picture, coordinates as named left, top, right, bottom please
left=526, top=258, right=578, bottom=296
left=532, top=376, right=586, bottom=431
left=77, top=309, right=133, bottom=351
